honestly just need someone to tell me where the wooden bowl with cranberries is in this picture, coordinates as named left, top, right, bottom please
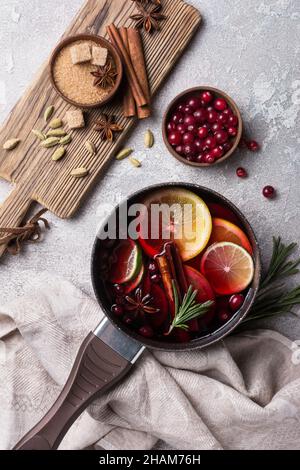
left=162, top=86, right=243, bottom=167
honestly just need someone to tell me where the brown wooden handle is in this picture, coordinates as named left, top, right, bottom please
left=13, top=332, right=132, bottom=450
left=0, top=185, right=33, bottom=258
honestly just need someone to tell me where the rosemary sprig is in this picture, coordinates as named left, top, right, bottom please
left=166, top=281, right=214, bottom=335
left=243, top=237, right=300, bottom=323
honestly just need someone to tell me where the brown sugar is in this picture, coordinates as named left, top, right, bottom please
left=53, top=40, right=115, bottom=106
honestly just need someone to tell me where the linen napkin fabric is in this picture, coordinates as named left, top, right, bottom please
left=1, top=272, right=300, bottom=450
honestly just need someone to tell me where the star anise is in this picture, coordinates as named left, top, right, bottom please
left=91, top=60, right=118, bottom=89
left=130, top=3, right=166, bottom=34
left=125, top=287, right=160, bottom=317
left=94, top=114, right=123, bottom=142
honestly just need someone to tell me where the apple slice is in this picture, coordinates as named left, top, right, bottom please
left=184, top=266, right=216, bottom=328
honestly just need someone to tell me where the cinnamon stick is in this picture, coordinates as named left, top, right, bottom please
left=155, top=253, right=175, bottom=315
left=106, top=24, right=147, bottom=108
left=127, top=28, right=151, bottom=119
left=120, top=27, right=136, bottom=117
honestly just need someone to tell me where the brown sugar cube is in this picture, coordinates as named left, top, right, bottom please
left=70, top=43, right=91, bottom=65
left=66, top=109, right=85, bottom=129
left=91, top=46, right=108, bottom=66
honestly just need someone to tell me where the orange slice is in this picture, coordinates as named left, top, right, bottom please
left=209, top=218, right=253, bottom=254
left=139, top=188, right=212, bottom=261
left=200, top=242, right=254, bottom=295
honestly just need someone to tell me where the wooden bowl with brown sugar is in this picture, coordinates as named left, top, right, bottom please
left=50, top=34, right=123, bottom=109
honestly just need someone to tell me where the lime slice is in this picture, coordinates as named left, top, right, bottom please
left=108, top=239, right=142, bottom=284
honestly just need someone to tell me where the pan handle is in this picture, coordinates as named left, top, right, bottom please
left=13, top=319, right=144, bottom=450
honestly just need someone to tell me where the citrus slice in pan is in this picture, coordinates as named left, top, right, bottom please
left=184, top=266, right=216, bottom=328
left=139, top=188, right=212, bottom=261
left=108, top=239, right=142, bottom=284
left=200, top=242, right=254, bottom=295
left=209, top=218, right=253, bottom=254
left=123, top=264, right=145, bottom=295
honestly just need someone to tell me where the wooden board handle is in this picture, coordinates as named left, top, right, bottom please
left=0, top=185, right=32, bottom=257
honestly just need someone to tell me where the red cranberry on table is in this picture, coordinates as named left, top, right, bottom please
left=263, top=186, right=276, bottom=199
left=228, top=126, right=238, bottom=137
left=229, top=294, right=245, bottom=312
left=211, top=146, right=223, bottom=159
left=203, top=153, right=215, bottom=164
left=247, top=140, right=260, bottom=152
left=215, top=130, right=228, bottom=144
left=236, top=167, right=248, bottom=178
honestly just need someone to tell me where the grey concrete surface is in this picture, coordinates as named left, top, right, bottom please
left=0, top=0, right=300, bottom=337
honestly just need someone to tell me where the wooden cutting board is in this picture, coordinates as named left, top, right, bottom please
left=0, top=0, right=201, bottom=256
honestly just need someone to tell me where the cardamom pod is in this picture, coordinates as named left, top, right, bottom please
left=129, top=157, right=141, bottom=168
left=52, top=147, right=66, bottom=161
left=47, top=129, right=67, bottom=137
left=3, top=138, right=21, bottom=150
left=60, top=134, right=72, bottom=145
left=71, top=167, right=89, bottom=178
left=144, top=129, right=154, bottom=148
left=49, top=118, right=63, bottom=129
left=116, top=148, right=133, bottom=160
left=41, top=137, right=60, bottom=148
left=44, top=105, right=55, bottom=122
left=85, top=141, right=96, bottom=154
left=32, top=129, right=46, bottom=141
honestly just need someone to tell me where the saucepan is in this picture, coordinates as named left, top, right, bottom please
left=14, top=183, right=261, bottom=450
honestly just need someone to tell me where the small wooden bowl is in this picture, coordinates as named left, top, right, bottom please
left=162, top=86, right=243, bottom=167
left=50, top=34, right=123, bottom=109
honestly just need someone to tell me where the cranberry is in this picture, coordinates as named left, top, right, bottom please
left=151, top=274, right=162, bottom=283
left=167, top=122, right=176, bottom=132
left=201, top=90, right=214, bottom=104
left=229, top=294, right=245, bottom=312
left=184, top=114, right=196, bottom=127
left=194, top=108, right=207, bottom=124
left=218, top=310, right=231, bottom=323
left=177, top=103, right=185, bottom=113
left=211, top=122, right=223, bottom=134
left=175, top=145, right=184, bottom=155
left=247, top=140, right=260, bottom=152
left=215, top=130, right=228, bottom=144
left=222, top=141, right=233, bottom=153
left=186, top=155, right=196, bottom=162
left=176, top=123, right=186, bottom=134
left=263, top=186, right=276, bottom=199
left=139, top=325, right=154, bottom=338
left=188, top=97, right=202, bottom=109
left=115, top=296, right=125, bottom=306
left=111, top=304, right=124, bottom=317
left=214, top=98, right=227, bottom=111
left=183, top=143, right=197, bottom=157
left=171, top=112, right=184, bottom=124
left=236, top=167, right=247, bottom=178
left=148, top=262, right=158, bottom=274
left=182, top=132, right=195, bottom=145
left=112, top=284, right=124, bottom=295
left=228, top=114, right=238, bottom=126
left=228, top=126, right=238, bottom=137
left=194, top=139, right=203, bottom=152
left=211, top=146, right=223, bottom=159
left=196, top=153, right=205, bottom=163
left=168, top=131, right=182, bottom=146
left=184, top=105, right=193, bottom=114
left=217, top=113, right=228, bottom=125
left=123, top=315, right=134, bottom=326
left=197, top=126, right=208, bottom=139
left=223, top=108, right=233, bottom=116
left=207, top=110, right=218, bottom=123
left=203, top=153, right=215, bottom=164
left=204, top=136, right=217, bottom=149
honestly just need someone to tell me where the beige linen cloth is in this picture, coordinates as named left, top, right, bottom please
left=1, top=272, right=300, bottom=450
